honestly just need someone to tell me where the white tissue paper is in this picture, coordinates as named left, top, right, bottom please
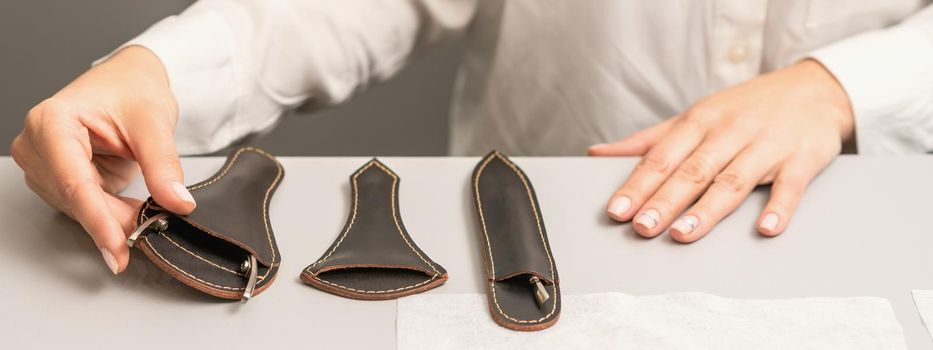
left=911, top=290, right=933, bottom=341
left=397, top=292, right=906, bottom=350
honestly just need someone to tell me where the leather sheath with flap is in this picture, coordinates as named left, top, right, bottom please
left=301, top=159, right=448, bottom=300
left=471, top=150, right=561, bottom=331
left=128, top=147, right=284, bottom=301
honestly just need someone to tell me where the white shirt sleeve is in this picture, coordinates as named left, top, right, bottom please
left=809, top=5, right=933, bottom=155
left=96, top=0, right=476, bottom=155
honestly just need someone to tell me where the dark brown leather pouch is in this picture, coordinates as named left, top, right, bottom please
left=471, top=150, right=561, bottom=331
left=128, top=147, right=284, bottom=301
left=301, top=159, right=448, bottom=300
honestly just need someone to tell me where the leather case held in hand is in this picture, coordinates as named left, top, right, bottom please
left=128, top=147, right=284, bottom=301
left=301, top=159, right=448, bottom=300
left=471, top=150, right=561, bottom=331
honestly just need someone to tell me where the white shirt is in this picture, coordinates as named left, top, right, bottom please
left=99, top=0, right=933, bottom=156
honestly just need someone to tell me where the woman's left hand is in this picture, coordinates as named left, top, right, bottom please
left=589, top=59, right=854, bottom=243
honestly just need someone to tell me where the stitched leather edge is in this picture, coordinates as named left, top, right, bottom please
left=141, top=147, right=282, bottom=266
left=139, top=236, right=279, bottom=299
left=314, top=263, right=437, bottom=276
left=494, top=270, right=552, bottom=283
left=311, top=274, right=440, bottom=294
left=142, top=235, right=246, bottom=291
left=305, top=159, right=442, bottom=294
left=473, top=151, right=560, bottom=324
left=135, top=147, right=283, bottom=290
left=299, top=271, right=448, bottom=300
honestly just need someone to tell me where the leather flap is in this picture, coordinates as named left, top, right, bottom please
left=138, top=147, right=283, bottom=267
left=131, top=147, right=284, bottom=300
left=307, top=159, right=445, bottom=276
left=473, top=151, right=558, bottom=285
left=312, top=264, right=436, bottom=276
left=133, top=213, right=277, bottom=298
left=471, top=150, right=562, bottom=331
left=302, top=159, right=448, bottom=300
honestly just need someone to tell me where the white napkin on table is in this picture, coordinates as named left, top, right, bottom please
left=911, top=290, right=933, bottom=341
left=397, top=292, right=906, bottom=350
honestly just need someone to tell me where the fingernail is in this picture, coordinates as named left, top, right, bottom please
left=100, top=247, right=118, bottom=275
left=634, top=209, right=660, bottom=229
left=608, top=196, right=632, bottom=217
left=589, top=143, right=608, bottom=150
left=671, top=215, right=699, bottom=235
left=760, top=212, right=780, bottom=231
left=172, top=181, right=195, bottom=205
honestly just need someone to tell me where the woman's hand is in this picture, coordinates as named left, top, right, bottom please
left=589, top=59, right=854, bottom=243
left=10, top=46, right=194, bottom=274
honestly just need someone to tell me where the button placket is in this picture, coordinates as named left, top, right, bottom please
left=728, top=37, right=751, bottom=64
left=710, top=0, right=767, bottom=89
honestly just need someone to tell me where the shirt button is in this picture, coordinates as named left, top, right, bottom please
left=727, top=39, right=749, bottom=63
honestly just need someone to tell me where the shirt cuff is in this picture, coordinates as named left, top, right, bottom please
left=810, top=26, right=933, bottom=154
left=94, top=7, right=274, bottom=155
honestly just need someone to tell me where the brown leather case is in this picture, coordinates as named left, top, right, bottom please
left=129, top=147, right=284, bottom=301
left=301, top=159, right=448, bottom=300
left=471, top=150, right=561, bottom=331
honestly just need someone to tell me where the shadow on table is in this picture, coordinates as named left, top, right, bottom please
left=0, top=186, right=225, bottom=305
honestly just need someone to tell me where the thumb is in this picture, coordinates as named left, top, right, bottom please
left=587, top=117, right=677, bottom=156
left=124, top=109, right=195, bottom=215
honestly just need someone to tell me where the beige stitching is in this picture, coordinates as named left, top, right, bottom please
left=310, top=274, right=439, bottom=294
left=474, top=151, right=558, bottom=324
left=308, top=162, right=368, bottom=267
left=372, top=161, right=442, bottom=276
left=187, top=147, right=280, bottom=266
left=136, top=147, right=282, bottom=286
left=143, top=236, right=244, bottom=291
left=308, top=159, right=438, bottom=293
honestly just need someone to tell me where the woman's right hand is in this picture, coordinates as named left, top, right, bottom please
left=10, top=46, right=195, bottom=275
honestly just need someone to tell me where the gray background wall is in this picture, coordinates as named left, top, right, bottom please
left=0, top=0, right=461, bottom=156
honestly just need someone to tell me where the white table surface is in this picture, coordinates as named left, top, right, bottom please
left=1, top=155, right=932, bottom=349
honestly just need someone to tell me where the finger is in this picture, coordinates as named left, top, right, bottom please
left=69, top=181, right=131, bottom=274
left=32, top=118, right=130, bottom=274
left=605, top=117, right=706, bottom=222
left=25, top=174, right=67, bottom=214
left=630, top=131, right=750, bottom=237
left=10, top=133, right=28, bottom=169
left=121, top=108, right=195, bottom=215
left=668, top=144, right=780, bottom=243
left=757, top=158, right=819, bottom=237
left=588, top=117, right=678, bottom=156
left=105, top=194, right=143, bottom=236
left=16, top=136, right=65, bottom=212
left=19, top=127, right=78, bottom=214
left=93, top=154, right=141, bottom=194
